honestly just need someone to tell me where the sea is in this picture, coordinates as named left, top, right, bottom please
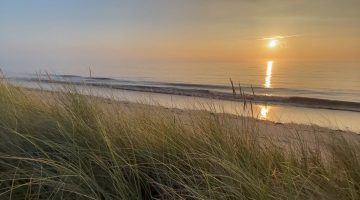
left=4, top=60, right=360, bottom=133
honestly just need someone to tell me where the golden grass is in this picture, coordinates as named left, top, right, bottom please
left=0, top=80, right=359, bottom=199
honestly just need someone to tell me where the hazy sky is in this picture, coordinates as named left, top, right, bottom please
left=1, top=0, right=359, bottom=73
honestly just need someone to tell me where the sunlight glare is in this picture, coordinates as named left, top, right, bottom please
left=268, top=39, right=278, bottom=48
left=265, top=61, right=273, bottom=88
left=259, top=106, right=269, bottom=120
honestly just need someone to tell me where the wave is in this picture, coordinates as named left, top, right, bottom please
left=7, top=74, right=360, bottom=112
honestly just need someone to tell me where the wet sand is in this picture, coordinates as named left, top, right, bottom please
left=24, top=88, right=360, bottom=148
left=22, top=78, right=360, bottom=112
left=14, top=80, right=360, bottom=133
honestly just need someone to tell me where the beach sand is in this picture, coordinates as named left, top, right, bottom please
left=24, top=88, right=360, bottom=148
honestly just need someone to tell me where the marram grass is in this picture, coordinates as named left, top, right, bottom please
left=0, top=80, right=359, bottom=200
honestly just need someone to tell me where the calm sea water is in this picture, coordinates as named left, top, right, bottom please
left=5, top=61, right=360, bottom=132
left=10, top=80, right=360, bottom=133
left=9, top=60, right=359, bottom=102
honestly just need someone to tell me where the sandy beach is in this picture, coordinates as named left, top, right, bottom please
left=0, top=82, right=358, bottom=199
left=25, top=87, right=360, bottom=147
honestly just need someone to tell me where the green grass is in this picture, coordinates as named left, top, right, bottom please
left=0, top=80, right=359, bottom=199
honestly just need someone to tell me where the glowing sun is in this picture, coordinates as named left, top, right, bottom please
left=268, top=39, right=279, bottom=48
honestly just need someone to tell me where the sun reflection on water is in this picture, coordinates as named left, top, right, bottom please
left=265, top=61, right=273, bottom=88
left=259, top=105, right=270, bottom=120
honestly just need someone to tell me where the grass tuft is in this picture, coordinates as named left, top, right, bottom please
left=0, top=80, right=359, bottom=199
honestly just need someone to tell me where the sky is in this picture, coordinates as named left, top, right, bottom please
left=1, top=0, right=359, bottom=73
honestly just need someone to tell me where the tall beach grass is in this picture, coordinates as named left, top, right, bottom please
left=0, top=79, right=359, bottom=199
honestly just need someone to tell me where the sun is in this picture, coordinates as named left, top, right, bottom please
left=268, top=39, right=279, bottom=48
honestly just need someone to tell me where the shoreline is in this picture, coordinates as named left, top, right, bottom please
left=12, top=77, right=360, bottom=112
left=24, top=87, right=360, bottom=142
left=11, top=79, right=360, bottom=133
